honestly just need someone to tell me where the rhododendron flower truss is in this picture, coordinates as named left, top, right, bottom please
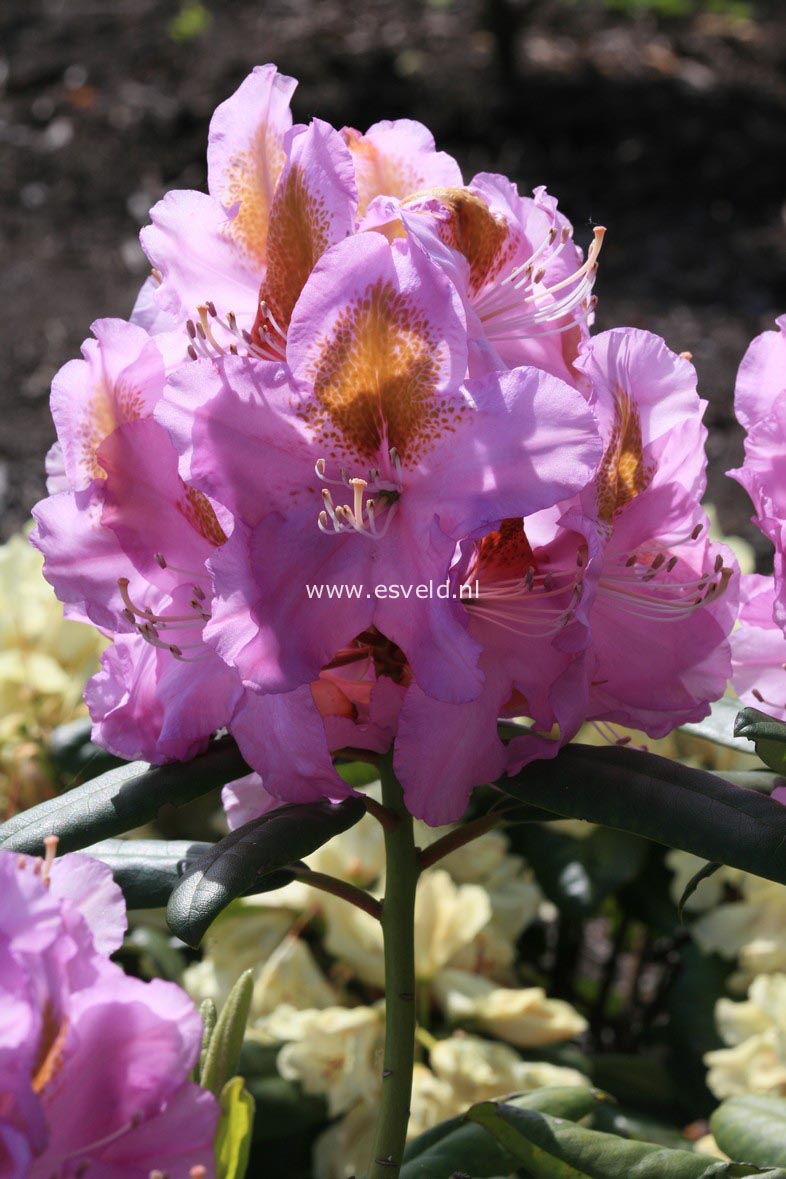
left=161, top=231, right=602, bottom=704
left=371, top=177, right=604, bottom=382
left=141, top=63, right=463, bottom=362
left=0, top=848, right=217, bottom=1177
left=729, top=314, right=786, bottom=632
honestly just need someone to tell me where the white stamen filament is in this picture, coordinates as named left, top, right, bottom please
left=473, top=226, right=605, bottom=340
left=316, top=448, right=403, bottom=540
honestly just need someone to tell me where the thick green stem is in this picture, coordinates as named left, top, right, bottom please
left=368, top=758, right=420, bottom=1179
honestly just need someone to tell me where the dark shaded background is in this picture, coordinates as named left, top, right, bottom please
left=2, top=0, right=785, bottom=553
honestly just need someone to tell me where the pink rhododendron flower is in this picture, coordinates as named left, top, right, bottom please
left=574, top=328, right=737, bottom=736
left=0, top=847, right=217, bottom=1177
left=159, top=230, right=601, bottom=705
left=732, top=574, right=786, bottom=721
left=392, top=329, right=736, bottom=823
left=729, top=315, right=786, bottom=632
left=33, top=414, right=243, bottom=765
left=141, top=64, right=462, bottom=359
left=370, top=177, right=604, bottom=383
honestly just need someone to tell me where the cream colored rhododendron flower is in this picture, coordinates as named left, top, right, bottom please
left=0, top=528, right=106, bottom=814
left=433, top=969, right=587, bottom=1048
left=429, top=1033, right=588, bottom=1105
left=322, top=869, right=493, bottom=988
left=184, top=908, right=337, bottom=1024
left=268, top=1005, right=384, bottom=1117
left=405, top=1062, right=461, bottom=1141
left=692, top=876, right=786, bottom=990
left=705, top=974, right=786, bottom=1098
left=314, top=1100, right=377, bottom=1179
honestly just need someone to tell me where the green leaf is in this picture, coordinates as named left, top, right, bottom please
left=215, top=1076, right=255, bottom=1179
left=401, top=1087, right=609, bottom=1178
left=82, top=839, right=210, bottom=908
left=590, top=1104, right=692, bottom=1150
left=467, top=1103, right=786, bottom=1177
left=166, top=797, right=365, bottom=947
left=735, top=708, right=786, bottom=774
left=0, top=736, right=249, bottom=855
left=200, top=970, right=254, bottom=1097
left=678, top=861, right=722, bottom=922
left=513, top=826, right=648, bottom=919
left=503, top=744, right=786, bottom=884
left=197, top=999, right=218, bottom=1084
left=712, top=1096, right=786, bottom=1167
left=82, top=838, right=294, bottom=910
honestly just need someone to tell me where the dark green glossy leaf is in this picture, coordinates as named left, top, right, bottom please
left=712, top=1096, right=786, bottom=1167
left=166, top=796, right=365, bottom=947
left=503, top=744, right=786, bottom=884
left=83, top=838, right=210, bottom=908
left=0, top=736, right=249, bottom=855
left=81, top=838, right=294, bottom=910
left=401, top=1087, right=609, bottom=1178
left=467, top=1103, right=786, bottom=1177
left=201, top=970, right=253, bottom=1096
left=590, top=1104, right=692, bottom=1150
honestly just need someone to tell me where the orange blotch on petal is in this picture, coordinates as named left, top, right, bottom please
left=302, top=279, right=463, bottom=464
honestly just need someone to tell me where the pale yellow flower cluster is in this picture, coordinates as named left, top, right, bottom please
left=184, top=799, right=588, bottom=1178
left=705, top=975, right=786, bottom=1099
left=0, top=528, right=106, bottom=815
left=666, top=853, right=786, bottom=1100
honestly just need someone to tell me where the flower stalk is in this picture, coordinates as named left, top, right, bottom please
left=368, top=756, right=420, bottom=1178
left=289, top=866, right=382, bottom=920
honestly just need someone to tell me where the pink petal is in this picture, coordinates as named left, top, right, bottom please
left=207, top=63, right=297, bottom=270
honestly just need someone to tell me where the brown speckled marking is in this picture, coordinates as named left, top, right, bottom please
left=300, top=278, right=465, bottom=464
left=476, top=518, right=535, bottom=580
left=257, top=163, right=333, bottom=334
left=222, top=124, right=287, bottom=267
left=178, top=486, right=227, bottom=546
left=406, top=187, right=515, bottom=298
left=596, top=388, right=654, bottom=524
left=80, top=382, right=145, bottom=478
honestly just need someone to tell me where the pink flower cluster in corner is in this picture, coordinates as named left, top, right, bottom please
left=32, top=64, right=737, bottom=826
left=0, top=844, right=218, bottom=1177
left=730, top=316, right=786, bottom=721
